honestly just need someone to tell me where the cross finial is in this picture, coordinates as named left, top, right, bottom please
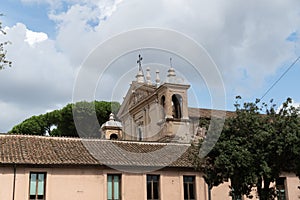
left=136, top=54, right=145, bottom=83
left=137, top=54, right=143, bottom=71
left=170, top=57, right=173, bottom=68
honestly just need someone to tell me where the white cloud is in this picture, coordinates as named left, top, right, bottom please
left=96, top=0, right=124, bottom=19
left=21, top=0, right=123, bottom=18
left=82, top=0, right=300, bottom=94
left=0, top=23, right=74, bottom=131
left=25, top=29, right=48, bottom=45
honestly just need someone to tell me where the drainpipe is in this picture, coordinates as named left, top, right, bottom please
left=12, top=163, right=16, bottom=200
left=208, top=183, right=212, bottom=200
left=208, top=187, right=211, bottom=200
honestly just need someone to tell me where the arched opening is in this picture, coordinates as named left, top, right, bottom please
left=172, top=94, right=182, bottom=119
left=110, top=134, right=118, bottom=140
left=161, top=95, right=166, bottom=118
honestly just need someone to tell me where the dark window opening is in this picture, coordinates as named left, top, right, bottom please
left=138, top=126, right=142, bottom=141
left=183, top=176, right=195, bottom=200
left=161, top=96, right=165, bottom=118
left=110, top=134, right=118, bottom=140
left=172, top=94, right=182, bottom=119
left=147, top=175, right=160, bottom=200
left=276, top=177, right=286, bottom=200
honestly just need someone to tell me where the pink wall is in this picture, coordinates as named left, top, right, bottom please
left=283, top=172, right=300, bottom=200
left=1, top=166, right=299, bottom=200
left=0, top=167, right=14, bottom=200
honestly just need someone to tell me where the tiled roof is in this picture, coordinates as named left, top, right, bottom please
left=188, top=107, right=236, bottom=119
left=84, top=140, right=191, bottom=167
left=0, top=134, right=98, bottom=165
left=0, top=134, right=194, bottom=168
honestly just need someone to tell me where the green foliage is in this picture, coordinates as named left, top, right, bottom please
left=9, top=101, right=120, bottom=137
left=192, top=97, right=300, bottom=200
left=0, top=14, right=12, bottom=69
left=10, top=116, right=45, bottom=135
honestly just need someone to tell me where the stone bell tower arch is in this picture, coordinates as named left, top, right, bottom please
left=155, top=66, right=190, bottom=141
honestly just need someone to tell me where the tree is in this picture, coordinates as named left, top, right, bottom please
left=58, top=101, right=120, bottom=137
left=254, top=98, right=300, bottom=199
left=10, top=115, right=47, bottom=135
left=39, top=110, right=61, bottom=135
left=192, top=97, right=300, bottom=200
left=10, top=101, right=121, bottom=137
left=57, top=103, right=77, bottom=136
left=0, top=14, right=12, bottom=69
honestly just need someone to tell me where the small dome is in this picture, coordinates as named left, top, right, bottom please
left=101, top=113, right=122, bottom=129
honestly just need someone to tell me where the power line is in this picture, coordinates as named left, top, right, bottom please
left=259, top=55, right=300, bottom=101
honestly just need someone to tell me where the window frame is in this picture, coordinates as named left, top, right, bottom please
left=29, top=172, right=47, bottom=200
left=276, top=177, right=287, bottom=200
left=146, top=174, right=160, bottom=200
left=107, top=174, right=122, bottom=200
left=183, top=175, right=196, bottom=200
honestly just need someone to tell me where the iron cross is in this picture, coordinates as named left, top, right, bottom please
left=137, top=54, right=143, bottom=71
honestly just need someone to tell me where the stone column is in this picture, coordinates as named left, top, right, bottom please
left=164, top=90, right=173, bottom=119
left=182, top=91, right=189, bottom=120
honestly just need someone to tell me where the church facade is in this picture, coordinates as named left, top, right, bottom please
left=116, top=65, right=191, bottom=142
left=102, top=58, right=225, bottom=143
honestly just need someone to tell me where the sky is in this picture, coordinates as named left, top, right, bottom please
left=0, top=0, right=300, bottom=132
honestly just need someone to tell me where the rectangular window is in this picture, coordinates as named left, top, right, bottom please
left=276, top=177, right=286, bottom=200
left=183, top=176, right=195, bottom=200
left=29, top=172, right=46, bottom=200
left=107, top=174, right=121, bottom=200
left=147, top=175, right=160, bottom=200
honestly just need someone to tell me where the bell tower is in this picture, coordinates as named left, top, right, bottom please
left=155, top=66, right=190, bottom=142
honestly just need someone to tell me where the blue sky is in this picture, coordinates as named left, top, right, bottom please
left=0, top=0, right=300, bottom=132
left=2, top=0, right=56, bottom=37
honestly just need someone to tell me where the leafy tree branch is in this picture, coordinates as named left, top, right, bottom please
left=0, top=14, right=12, bottom=69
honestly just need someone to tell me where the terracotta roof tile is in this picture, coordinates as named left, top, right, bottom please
left=83, top=140, right=190, bottom=167
left=0, top=135, right=194, bottom=168
left=0, top=135, right=98, bottom=165
left=188, top=107, right=236, bottom=119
